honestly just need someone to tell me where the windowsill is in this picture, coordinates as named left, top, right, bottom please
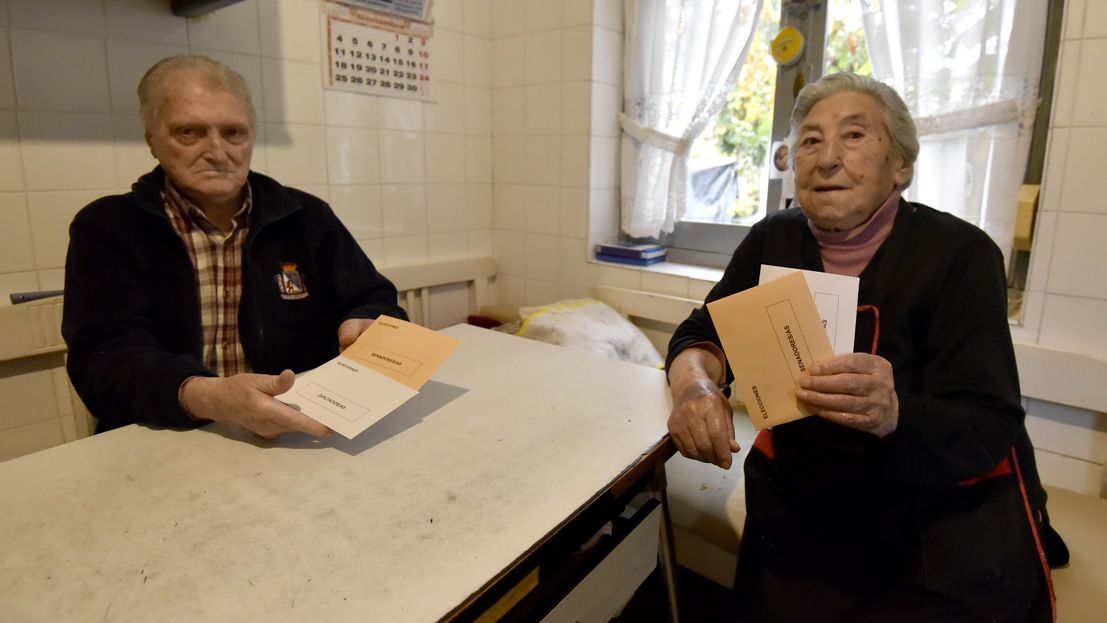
left=592, top=259, right=1045, bottom=331
left=1009, top=321, right=1034, bottom=340
left=591, top=257, right=724, bottom=285
left=588, top=257, right=1104, bottom=413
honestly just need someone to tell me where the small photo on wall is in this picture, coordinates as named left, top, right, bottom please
left=769, top=140, right=790, bottom=179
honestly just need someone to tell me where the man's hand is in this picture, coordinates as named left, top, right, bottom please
left=667, top=347, right=739, bottom=469
left=338, top=317, right=375, bottom=350
left=180, top=370, right=332, bottom=439
left=796, top=352, right=899, bottom=438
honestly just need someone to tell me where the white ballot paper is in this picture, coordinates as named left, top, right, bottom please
left=276, top=316, right=460, bottom=439
left=759, top=265, right=859, bottom=355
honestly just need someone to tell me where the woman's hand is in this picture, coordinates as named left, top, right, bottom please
left=796, top=352, right=899, bottom=438
left=667, top=346, right=739, bottom=468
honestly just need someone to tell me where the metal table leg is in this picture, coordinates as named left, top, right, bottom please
left=652, top=468, right=681, bottom=623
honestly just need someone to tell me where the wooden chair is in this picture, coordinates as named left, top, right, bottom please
left=0, top=297, right=95, bottom=460
left=384, top=257, right=496, bottom=329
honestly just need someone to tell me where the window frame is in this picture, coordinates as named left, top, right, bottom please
left=669, top=0, right=828, bottom=262
left=666, top=0, right=1062, bottom=298
left=1008, top=0, right=1065, bottom=298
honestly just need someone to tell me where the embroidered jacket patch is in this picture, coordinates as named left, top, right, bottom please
left=275, top=262, right=309, bottom=300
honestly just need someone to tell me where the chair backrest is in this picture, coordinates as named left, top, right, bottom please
left=0, top=296, right=66, bottom=362
left=0, top=297, right=95, bottom=460
left=384, top=257, right=496, bottom=329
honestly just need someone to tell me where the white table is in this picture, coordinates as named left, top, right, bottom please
left=0, top=325, right=677, bottom=622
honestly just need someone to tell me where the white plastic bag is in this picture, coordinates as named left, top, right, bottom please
left=515, top=299, right=663, bottom=367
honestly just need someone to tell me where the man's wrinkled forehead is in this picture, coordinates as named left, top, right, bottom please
left=157, top=68, right=254, bottom=124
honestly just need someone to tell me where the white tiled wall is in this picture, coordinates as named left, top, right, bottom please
left=1006, top=0, right=1107, bottom=495
left=1029, top=1, right=1107, bottom=352
left=489, top=0, right=623, bottom=310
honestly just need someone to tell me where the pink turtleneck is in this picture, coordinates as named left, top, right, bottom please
left=808, top=189, right=901, bottom=277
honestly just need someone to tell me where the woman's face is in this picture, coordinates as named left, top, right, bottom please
left=793, top=91, right=910, bottom=231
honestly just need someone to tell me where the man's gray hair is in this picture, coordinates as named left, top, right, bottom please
left=788, top=72, right=918, bottom=188
left=137, top=55, right=256, bottom=131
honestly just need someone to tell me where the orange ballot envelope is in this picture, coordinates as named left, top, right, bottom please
left=707, top=271, right=834, bottom=430
left=276, top=316, right=460, bottom=439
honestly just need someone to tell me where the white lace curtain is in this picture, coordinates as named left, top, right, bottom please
left=861, top=0, right=1048, bottom=265
left=620, top=0, right=763, bottom=239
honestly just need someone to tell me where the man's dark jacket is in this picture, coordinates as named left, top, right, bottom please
left=62, top=167, right=406, bottom=433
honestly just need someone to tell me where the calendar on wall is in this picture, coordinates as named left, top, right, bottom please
left=324, top=2, right=433, bottom=101
left=336, top=0, right=432, bottom=21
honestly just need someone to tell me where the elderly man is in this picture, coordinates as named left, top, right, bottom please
left=667, top=73, right=1060, bottom=622
left=62, top=55, right=405, bottom=439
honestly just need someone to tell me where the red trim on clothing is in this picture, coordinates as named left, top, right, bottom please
left=857, top=304, right=880, bottom=355
left=1011, top=447, right=1058, bottom=621
left=753, top=429, right=775, bottom=459
left=957, top=458, right=1013, bottom=485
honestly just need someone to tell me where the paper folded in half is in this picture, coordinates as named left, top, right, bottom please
left=277, top=316, right=460, bottom=439
left=707, top=272, right=834, bottom=430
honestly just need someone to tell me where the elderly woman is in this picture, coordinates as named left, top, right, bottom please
left=667, top=73, right=1060, bottom=622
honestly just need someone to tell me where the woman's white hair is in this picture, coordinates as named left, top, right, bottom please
left=137, top=54, right=256, bottom=131
left=788, top=72, right=918, bottom=188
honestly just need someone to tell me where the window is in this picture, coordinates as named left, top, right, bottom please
left=639, top=0, right=1060, bottom=301
left=684, top=0, right=782, bottom=227
left=685, top=0, right=871, bottom=227
left=661, top=0, right=872, bottom=267
left=619, top=1, right=763, bottom=243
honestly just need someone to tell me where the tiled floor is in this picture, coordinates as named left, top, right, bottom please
left=1045, top=486, right=1107, bottom=622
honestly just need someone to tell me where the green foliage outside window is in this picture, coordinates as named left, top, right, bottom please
left=825, top=10, right=873, bottom=76
left=701, top=0, right=872, bottom=221
left=705, top=0, right=780, bottom=220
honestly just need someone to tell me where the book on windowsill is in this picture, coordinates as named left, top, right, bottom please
left=593, top=242, right=667, bottom=260
left=595, top=253, right=666, bottom=267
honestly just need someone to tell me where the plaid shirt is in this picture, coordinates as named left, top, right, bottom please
left=163, top=181, right=253, bottom=377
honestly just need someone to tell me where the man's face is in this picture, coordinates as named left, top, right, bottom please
left=793, top=91, right=909, bottom=231
left=145, top=72, right=254, bottom=211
